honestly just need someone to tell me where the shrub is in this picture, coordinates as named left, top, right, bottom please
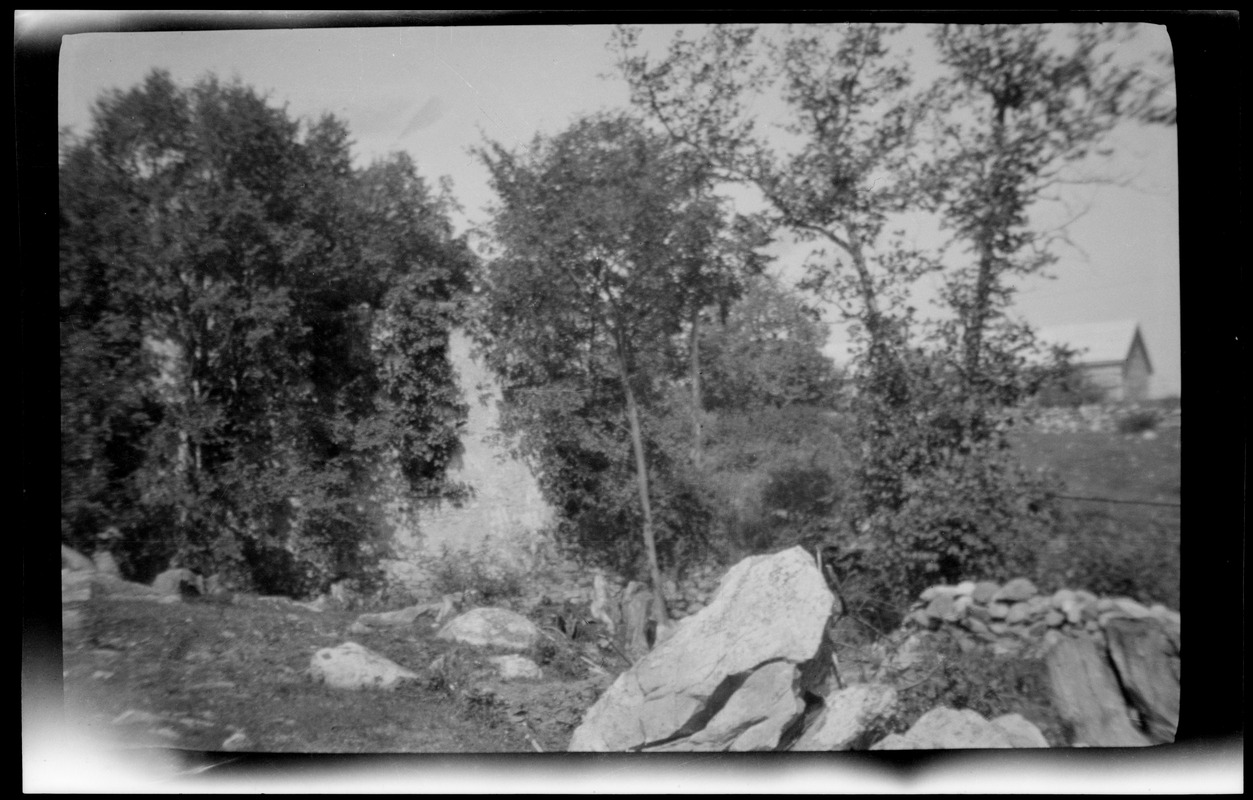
left=427, top=539, right=528, bottom=605
left=1035, top=510, right=1180, bottom=609
left=882, top=633, right=1072, bottom=747
left=1116, top=408, right=1160, bottom=434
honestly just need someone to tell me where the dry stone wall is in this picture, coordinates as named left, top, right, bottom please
left=903, top=577, right=1181, bottom=660
left=1025, top=403, right=1179, bottom=434
left=375, top=330, right=555, bottom=596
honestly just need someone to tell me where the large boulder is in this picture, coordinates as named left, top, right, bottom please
left=1046, top=636, right=1151, bottom=746
left=568, top=546, right=835, bottom=752
left=870, top=707, right=1040, bottom=750
left=790, top=684, right=898, bottom=751
left=309, top=642, right=419, bottom=690
left=436, top=607, right=541, bottom=651
left=645, top=662, right=804, bottom=752
left=1104, top=618, right=1180, bottom=743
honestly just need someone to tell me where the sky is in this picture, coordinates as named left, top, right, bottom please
left=53, top=14, right=1181, bottom=397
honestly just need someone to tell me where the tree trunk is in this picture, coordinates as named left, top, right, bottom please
left=615, top=338, right=670, bottom=624
left=688, top=307, right=704, bottom=470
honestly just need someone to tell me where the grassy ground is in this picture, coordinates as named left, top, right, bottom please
left=60, top=591, right=615, bottom=760
left=1010, top=425, right=1181, bottom=609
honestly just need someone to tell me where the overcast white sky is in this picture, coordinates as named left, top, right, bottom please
left=55, top=16, right=1181, bottom=396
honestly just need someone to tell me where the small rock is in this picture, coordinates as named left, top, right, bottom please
left=993, top=578, right=1037, bottom=603
left=488, top=654, right=543, bottom=681
left=1111, top=598, right=1153, bottom=619
left=1051, top=588, right=1076, bottom=609
left=987, top=602, right=1010, bottom=620
left=953, top=581, right=977, bottom=597
left=309, top=641, right=419, bottom=691
left=925, top=593, right=956, bottom=622
left=437, top=608, right=541, bottom=651
left=221, top=731, right=250, bottom=751
left=991, top=713, right=1050, bottom=747
left=1044, top=610, right=1065, bottom=627
left=970, top=581, right=1001, bottom=604
left=1005, top=602, right=1031, bottom=625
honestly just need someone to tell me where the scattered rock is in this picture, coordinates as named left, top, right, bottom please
left=92, top=550, right=121, bottom=578
left=61, top=544, right=96, bottom=572
left=152, top=568, right=204, bottom=598
left=356, top=603, right=439, bottom=629
left=221, top=731, right=250, bottom=751
left=569, top=547, right=835, bottom=752
left=991, top=713, right=1050, bottom=747
left=309, top=642, right=419, bottom=691
left=870, top=707, right=1017, bottom=750
left=436, top=607, right=541, bottom=651
left=791, top=684, right=898, bottom=751
left=488, top=654, right=543, bottom=681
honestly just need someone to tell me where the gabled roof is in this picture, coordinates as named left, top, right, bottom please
left=1036, top=320, right=1150, bottom=371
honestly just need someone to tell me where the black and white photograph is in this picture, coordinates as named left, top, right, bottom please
left=22, top=9, right=1242, bottom=794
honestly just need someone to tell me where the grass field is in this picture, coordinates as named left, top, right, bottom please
left=1010, top=425, right=1181, bottom=609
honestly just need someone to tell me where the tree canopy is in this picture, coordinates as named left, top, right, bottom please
left=60, top=70, right=475, bottom=594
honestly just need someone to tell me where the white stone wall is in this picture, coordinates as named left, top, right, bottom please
left=380, top=330, right=556, bottom=593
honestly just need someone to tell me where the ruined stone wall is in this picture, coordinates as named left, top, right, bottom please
left=379, top=330, right=555, bottom=595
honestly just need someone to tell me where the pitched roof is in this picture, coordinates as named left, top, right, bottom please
left=1036, top=320, right=1148, bottom=367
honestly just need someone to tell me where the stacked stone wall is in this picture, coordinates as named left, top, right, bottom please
left=903, top=577, right=1181, bottom=660
left=1024, top=403, right=1180, bottom=434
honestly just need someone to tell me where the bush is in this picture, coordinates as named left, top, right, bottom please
left=883, top=633, right=1072, bottom=747
left=427, top=539, right=528, bottom=605
left=1035, top=510, right=1180, bottom=609
left=1116, top=408, right=1160, bottom=434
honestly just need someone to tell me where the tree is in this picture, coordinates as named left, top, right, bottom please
left=474, top=112, right=750, bottom=618
left=60, top=70, right=474, bottom=593
left=617, top=23, right=1175, bottom=614
left=699, top=272, right=843, bottom=411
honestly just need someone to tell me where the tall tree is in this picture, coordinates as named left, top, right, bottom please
left=475, top=112, right=749, bottom=618
left=614, top=22, right=938, bottom=510
left=60, top=70, right=474, bottom=592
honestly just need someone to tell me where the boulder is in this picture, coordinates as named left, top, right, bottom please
left=645, top=661, right=803, bottom=752
left=61, top=544, right=96, bottom=572
left=1103, top=618, right=1180, bottom=744
left=92, top=550, right=122, bottom=578
left=568, top=547, right=835, bottom=752
left=870, top=707, right=1016, bottom=750
left=1045, top=636, right=1151, bottom=747
left=309, top=642, right=419, bottom=690
left=152, top=568, right=203, bottom=597
left=990, top=713, right=1050, bottom=747
left=62, top=569, right=93, bottom=604
left=790, top=684, right=898, bottom=751
left=436, top=607, right=541, bottom=651
left=488, top=654, right=543, bottom=681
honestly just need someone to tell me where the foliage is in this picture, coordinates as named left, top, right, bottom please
left=426, top=540, right=528, bottom=606
left=60, top=70, right=474, bottom=594
left=1036, top=511, right=1180, bottom=609
left=883, top=633, right=1071, bottom=747
left=699, top=405, right=853, bottom=561
left=617, top=22, right=1173, bottom=615
left=1115, top=408, right=1161, bottom=435
left=699, top=272, right=844, bottom=411
left=474, top=112, right=757, bottom=584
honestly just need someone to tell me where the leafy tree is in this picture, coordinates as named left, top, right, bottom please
left=60, top=70, right=473, bottom=593
left=699, top=272, right=843, bottom=411
left=617, top=23, right=1174, bottom=614
left=474, top=112, right=751, bottom=615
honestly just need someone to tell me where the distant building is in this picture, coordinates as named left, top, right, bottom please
left=1037, top=320, right=1154, bottom=402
